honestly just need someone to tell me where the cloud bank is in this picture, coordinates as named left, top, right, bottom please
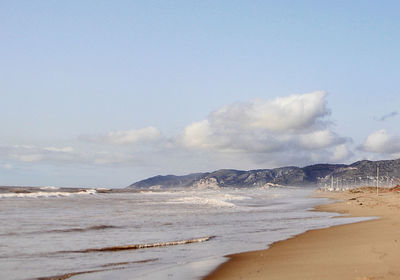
left=1, top=91, right=356, bottom=173
left=0, top=144, right=138, bottom=166
left=180, top=91, right=349, bottom=164
left=80, top=127, right=162, bottom=145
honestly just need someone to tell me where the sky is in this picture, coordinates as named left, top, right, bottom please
left=1, top=1, right=400, bottom=187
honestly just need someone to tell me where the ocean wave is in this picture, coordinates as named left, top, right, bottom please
left=57, top=236, right=215, bottom=254
left=0, top=225, right=119, bottom=237
left=99, top=258, right=159, bottom=268
left=0, top=189, right=97, bottom=199
left=220, top=193, right=250, bottom=201
left=32, top=258, right=159, bottom=280
left=170, top=197, right=236, bottom=207
left=138, top=190, right=180, bottom=195
left=168, top=193, right=250, bottom=208
left=41, top=224, right=118, bottom=234
left=39, top=186, right=60, bottom=190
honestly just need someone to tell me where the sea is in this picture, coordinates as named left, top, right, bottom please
left=0, top=186, right=370, bottom=280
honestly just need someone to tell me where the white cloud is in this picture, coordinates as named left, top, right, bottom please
left=0, top=145, right=136, bottom=166
left=299, top=130, right=344, bottom=150
left=183, top=120, right=213, bottom=149
left=1, top=91, right=356, bottom=174
left=180, top=91, right=347, bottom=165
left=107, top=127, right=161, bottom=144
left=330, top=144, right=352, bottom=161
left=1, top=163, right=13, bottom=169
left=361, top=130, right=400, bottom=154
left=14, top=154, right=44, bottom=162
left=208, top=91, right=328, bottom=132
left=68, top=91, right=349, bottom=169
left=44, top=146, right=74, bottom=153
left=81, top=127, right=162, bottom=145
left=5, top=145, right=77, bottom=163
left=13, top=145, right=35, bottom=149
left=91, top=151, right=137, bottom=165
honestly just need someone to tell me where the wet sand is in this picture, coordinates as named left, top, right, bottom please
left=204, top=187, right=400, bottom=280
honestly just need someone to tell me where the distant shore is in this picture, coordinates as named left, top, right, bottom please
left=204, top=187, right=400, bottom=280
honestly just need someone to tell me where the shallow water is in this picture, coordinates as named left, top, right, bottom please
left=0, top=186, right=370, bottom=280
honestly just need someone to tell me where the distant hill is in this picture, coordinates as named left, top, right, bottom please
left=128, top=158, right=400, bottom=189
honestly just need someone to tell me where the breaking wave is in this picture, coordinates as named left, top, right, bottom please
left=0, top=189, right=96, bottom=199
left=170, top=197, right=236, bottom=207
left=58, top=236, right=215, bottom=254
left=168, top=193, right=250, bottom=208
left=99, top=258, right=159, bottom=268
left=39, top=186, right=60, bottom=190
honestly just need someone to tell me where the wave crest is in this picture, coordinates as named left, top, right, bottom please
left=58, top=236, right=215, bottom=254
left=0, top=189, right=96, bottom=199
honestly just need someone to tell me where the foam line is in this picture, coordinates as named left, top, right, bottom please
left=59, top=236, right=215, bottom=254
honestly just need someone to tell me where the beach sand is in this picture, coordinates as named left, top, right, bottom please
left=204, top=187, right=400, bottom=280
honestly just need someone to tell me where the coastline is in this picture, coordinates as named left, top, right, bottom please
left=204, top=187, right=400, bottom=280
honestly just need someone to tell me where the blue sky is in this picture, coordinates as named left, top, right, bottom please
left=1, top=1, right=400, bottom=187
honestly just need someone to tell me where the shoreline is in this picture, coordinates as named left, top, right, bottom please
left=203, top=187, right=400, bottom=280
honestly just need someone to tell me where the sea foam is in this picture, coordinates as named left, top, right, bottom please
left=0, top=189, right=97, bottom=199
left=168, top=193, right=250, bottom=208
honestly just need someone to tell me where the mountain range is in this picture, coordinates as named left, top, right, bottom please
left=128, top=158, right=400, bottom=189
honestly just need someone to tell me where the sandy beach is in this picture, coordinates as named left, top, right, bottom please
left=204, top=187, right=400, bottom=280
